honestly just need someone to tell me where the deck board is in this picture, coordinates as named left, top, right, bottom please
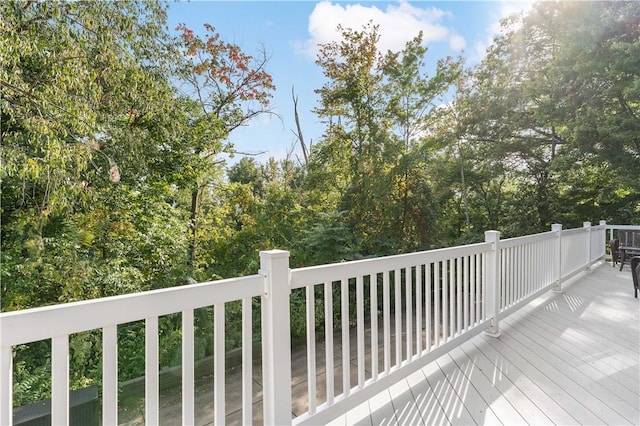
left=455, top=343, right=552, bottom=425
left=506, top=310, right=639, bottom=410
left=405, top=369, right=449, bottom=425
left=434, top=355, right=502, bottom=425
left=480, top=332, right=606, bottom=425
left=368, top=386, right=397, bottom=425
left=494, top=327, right=629, bottom=424
left=470, top=336, right=578, bottom=425
left=388, top=377, right=424, bottom=425
left=523, top=309, right=639, bottom=378
left=337, top=263, right=640, bottom=425
left=422, top=359, right=477, bottom=425
left=444, top=349, right=526, bottom=425
left=507, top=307, right=639, bottom=395
left=345, top=399, right=371, bottom=426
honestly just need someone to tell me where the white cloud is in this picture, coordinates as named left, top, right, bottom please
left=472, top=40, right=488, bottom=63
left=499, top=1, right=535, bottom=22
left=470, top=0, right=534, bottom=62
left=296, top=1, right=466, bottom=59
left=449, top=33, right=466, bottom=51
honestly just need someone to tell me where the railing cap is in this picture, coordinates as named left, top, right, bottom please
left=260, top=249, right=290, bottom=259
left=484, top=230, right=500, bottom=239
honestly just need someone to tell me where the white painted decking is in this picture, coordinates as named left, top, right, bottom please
left=327, top=263, right=640, bottom=426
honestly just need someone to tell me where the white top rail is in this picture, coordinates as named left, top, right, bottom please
left=500, top=230, right=557, bottom=249
left=562, top=227, right=589, bottom=236
left=290, top=242, right=492, bottom=289
left=0, top=274, right=264, bottom=347
left=606, top=224, right=640, bottom=230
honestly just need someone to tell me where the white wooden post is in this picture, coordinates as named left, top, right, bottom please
left=599, top=220, right=607, bottom=261
left=260, top=250, right=292, bottom=425
left=608, top=223, right=614, bottom=244
left=0, top=343, right=12, bottom=426
left=145, top=317, right=159, bottom=425
left=552, top=224, right=563, bottom=292
left=584, top=222, right=592, bottom=272
left=182, top=310, right=195, bottom=426
left=103, top=325, right=118, bottom=426
left=484, top=231, right=501, bottom=337
left=51, top=335, right=70, bottom=425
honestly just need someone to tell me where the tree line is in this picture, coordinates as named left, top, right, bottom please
left=1, top=0, right=638, bottom=405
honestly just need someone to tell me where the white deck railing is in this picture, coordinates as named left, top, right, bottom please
left=290, top=240, right=493, bottom=424
left=0, top=273, right=268, bottom=426
left=0, top=221, right=617, bottom=425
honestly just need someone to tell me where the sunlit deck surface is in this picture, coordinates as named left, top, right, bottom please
left=326, top=263, right=640, bottom=426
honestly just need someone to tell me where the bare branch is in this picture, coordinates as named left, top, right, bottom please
left=233, top=149, right=267, bottom=156
left=291, top=85, right=309, bottom=165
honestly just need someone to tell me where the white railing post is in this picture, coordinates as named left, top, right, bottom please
left=599, top=220, right=607, bottom=261
left=551, top=224, right=563, bottom=292
left=145, top=317, right=159, bottom=425
left=584, top=222, right=592, bottom=272
left=103, top=325, right=118, bottom=426
left=51, top=335, right=70, bottom=425
left=484, top=231, right=501, bottom=337
left=260, top=250, right=292, bottom=426
left=0, top=343, right=12, bottom=426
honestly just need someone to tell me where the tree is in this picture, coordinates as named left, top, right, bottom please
left=312, top=22, right=393, bottom=254
left=557, top=2, right=640, bottom=188
left=383, top=34, right=463, bottom=249
left=0, top=0, right=196, bottom=405
left=0, top=0, right=179, bottom=309
left=311, top=23, right=462, bottom=253
left=173, top=23, right=276, bottom=274
left=465, top=1, right=640, bottom=231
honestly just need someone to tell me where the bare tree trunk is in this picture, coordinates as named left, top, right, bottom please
left=458, top=139, right=470, bottom=229
left=188, top=184, right=201, bottom=270
left=292, top=86, right=309, bottom=165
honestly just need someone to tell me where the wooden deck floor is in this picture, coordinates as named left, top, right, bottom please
left=328, top=263, right=640, bottom=426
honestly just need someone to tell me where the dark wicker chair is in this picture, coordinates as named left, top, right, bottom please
left=631, top=256, right=640, bottom=299
left=609, top=239, right=620, bottom=267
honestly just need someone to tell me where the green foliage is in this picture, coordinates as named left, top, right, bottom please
left=299, top=211, right=355, bottom=265
left=462, top=1, right=640, bottom=231
left=310, top=23, right=460, bottom=256
left=13, top=342, right=51, bottom=406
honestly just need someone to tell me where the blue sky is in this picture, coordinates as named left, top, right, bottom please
left=166, top=1, right=532, bottom=165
